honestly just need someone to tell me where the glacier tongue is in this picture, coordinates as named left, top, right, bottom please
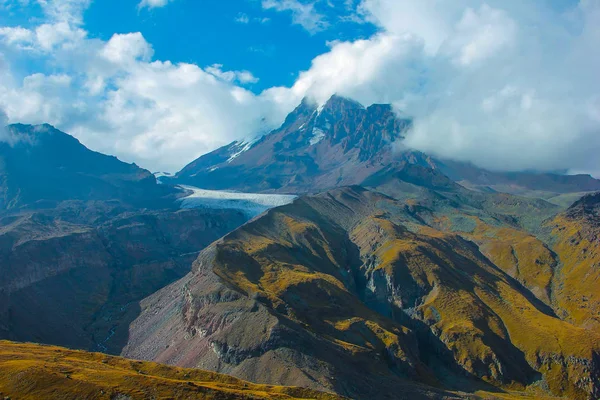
left=178, top=185, right=297, bottom=217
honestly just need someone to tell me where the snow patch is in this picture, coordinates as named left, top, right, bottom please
left=227, top=137, right=259, bottom=163
left=309, top=128, right=326, bottom=146
left=316, top=103, right=325, bottom=115
left=178, top=185, right=297, bottom=217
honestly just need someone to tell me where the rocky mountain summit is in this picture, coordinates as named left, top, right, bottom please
left=168, top=95, right=600, bottom=201
left=170, top=95, right=411, bottom=193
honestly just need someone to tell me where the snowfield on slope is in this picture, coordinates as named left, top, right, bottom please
left=178, top=185, right=297, bottom=217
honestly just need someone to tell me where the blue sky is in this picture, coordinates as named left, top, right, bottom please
left=84, top=0, right=377, bottom=92
left=0, top=0, right=598, bottom=177
left=1, top=0, right=377, bottom=90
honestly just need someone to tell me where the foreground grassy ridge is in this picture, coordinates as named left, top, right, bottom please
left=0, top=341, right=343, bottom=400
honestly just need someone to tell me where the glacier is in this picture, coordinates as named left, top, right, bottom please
left=178, top=185, right=297, bottom=217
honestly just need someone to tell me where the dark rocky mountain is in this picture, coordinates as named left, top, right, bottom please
left=0, top=125, right=250, bottom=354
left=168, top=95, right=600, bottom=202
left=0, top=207, right=247, bottom=354
left=0, top=124, right=177, bottom=210
left=123, top=178, right=600, bottom=400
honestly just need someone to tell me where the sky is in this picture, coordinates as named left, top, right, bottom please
left=0, top=0, right=599, bottom=176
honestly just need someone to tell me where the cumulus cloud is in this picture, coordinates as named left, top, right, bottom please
left=37, top=0, right=91, bottom=24
left=205, top=64, right=259, bottom=85
left=101, top=33, right=154, bottom=64
left=290, top=0, right=600, bottom=176
left=0, top=1, right=292, bottom=171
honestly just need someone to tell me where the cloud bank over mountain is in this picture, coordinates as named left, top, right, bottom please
left=0, top=0, right=598, bottom=175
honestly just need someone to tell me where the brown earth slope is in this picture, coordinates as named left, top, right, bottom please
left=124, top=185, right=600, bottom=400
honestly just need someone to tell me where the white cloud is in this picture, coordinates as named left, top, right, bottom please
left=0, top=7, right=285, bottom=171
left=288, top=33, right=425, bottom=105
left=262, top=0, right=328, bottom=33
left=205, top=64, right=259, bottom=85
left=0, top=26, right=34, bottom=46
left=289, top=0, right=600, bottom=176
left=101, top=33, right=154, bottom=64
left=37, top=0, right=91, bottom=24
left=138, top=0, right=172, bottom=10
left=0, top=0, right=599, bottom=178
left=444, top=5, right=517, bottom=67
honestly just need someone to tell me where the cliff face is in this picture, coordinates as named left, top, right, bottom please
left=124, top=186, right=600, bottom=400
left=0, top=207, right=248, bottom=354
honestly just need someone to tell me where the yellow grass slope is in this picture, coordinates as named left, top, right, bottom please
left=0, top=341, right=343, bottom=400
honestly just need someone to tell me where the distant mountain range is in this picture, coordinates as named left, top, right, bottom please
left=0, top=97, right=599, bottom=400
left=0, top=124, right=179, bottom=210
left=166, top=95, right=600, bottom=203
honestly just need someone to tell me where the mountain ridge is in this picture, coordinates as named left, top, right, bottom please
left=0, top=123, right=179, bottom=210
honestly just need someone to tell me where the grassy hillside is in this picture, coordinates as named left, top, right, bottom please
left=125, top=186, right=600, bottom=400
left=0, top=341, right=343, bottom=400
left=546, top=193, right=600, bottom=332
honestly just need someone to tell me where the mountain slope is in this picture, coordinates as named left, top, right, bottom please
left=546, top=192, right=600, bottom=331
left=399, top=152, right=600, bottom=205
left=124, top=185, right=600, bottom=400
left=0, top=208, right=248, bottom=354
left=0, top=341, right=342, bottom=400
left=0, top=124, right=177, bottom=210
